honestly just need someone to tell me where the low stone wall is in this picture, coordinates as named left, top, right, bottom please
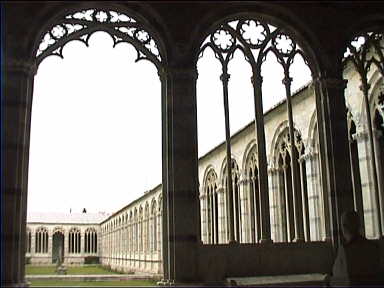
left=197, top=242, right=334, bottom=282
left=100, top=253, right=162, bottom=274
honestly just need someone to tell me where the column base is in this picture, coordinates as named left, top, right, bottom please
left=259, top=238, right=273, bottom=244
left=1, top=281, right=30, bottom=288
left=293, top=237, right=305, bottom=243
left=228, top=240, right=238, bottom=245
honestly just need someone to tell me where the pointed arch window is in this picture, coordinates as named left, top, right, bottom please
left=84, top=227, right=97, bottom=254
left=68, top=227, right=81, bottom=254
left=35, top=227, right=48, bottom=254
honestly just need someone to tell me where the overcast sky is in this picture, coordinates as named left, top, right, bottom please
left=27, top=31, right=310, bottom=214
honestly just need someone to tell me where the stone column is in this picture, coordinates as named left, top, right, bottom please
left=48, top=231, right=53, bottom=262
left=355, top=129, right=381, bottom=238
left=3, top=56, right=36, bottom=287
left=268, top=167, right=279, bottom=242
left=239, top=178, right=249, bottom=243
left=251, top=73, right=272, bottom=243
left=199, top=193, right=207, bottom=244
left=216, top=187, right=225, bottom=244
left=298, top=156, right=310, bottom=242
left=349, top=133, right=365, bottom=236
left=162, top=64, right=199, bottom=283
left=303, top=152, right=318, bottom=241
left=63, top=230, right=69, bottom=263
left=31, top=232, right=36, bottom=258
left=276, top=168, right=287, bottom=242
left=314, top=76, right=354, bottom=246
left=373, top=128, right=384, bottom=237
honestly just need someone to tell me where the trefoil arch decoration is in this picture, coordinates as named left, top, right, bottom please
left=35, top=8, right=164, bottom=69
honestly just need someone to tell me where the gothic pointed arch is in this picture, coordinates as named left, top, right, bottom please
left=31, top=4, right=167, bottom=70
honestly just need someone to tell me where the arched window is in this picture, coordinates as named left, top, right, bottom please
left=134, top=209, right=138, bottom=252
left=273, top=128, right=312, bottom=242
left=35, top=227, right=48, bottom=254
left=139, top=207, right=143, bottom=252
left=26, top=229, right=32, bottom=253
left=202, top=169, right=219, bottom=244
left=68, top=227, right=81, bottom=254
left=84, top=227, right=97, bottom=254
left=145, top=203, right=150, bottom=251
left=151, top=200, right=157, bottom=252
left=245, top=147, right=260, bottom=243
left=221, top=159, right=241, bottom=243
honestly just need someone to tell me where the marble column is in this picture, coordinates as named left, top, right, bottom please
left=314, top=76, right=354, bottom=246
left=268, top=168, right=280, bottom=242
left=373, top=128, right=384, bottom=237
left=298, top=156, right=310, bottom=242
left=355, top=129, right=380, bottom=238
left=199, top=193, right=207, bottom=243
left=239, top=178, right=249, bottom=243
left=162, top=64, right=199, bottom=283
left=3, top=57, right=36, bottom=287
left=217, top=187, right=226, bottom=244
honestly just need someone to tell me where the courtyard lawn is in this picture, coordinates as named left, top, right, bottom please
left=28, top=279, right=157, bottom=286
left=26, top=265, right=121, bottom=275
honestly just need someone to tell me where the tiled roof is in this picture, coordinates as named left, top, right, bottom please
left=27, top=211, right=110, bottom=224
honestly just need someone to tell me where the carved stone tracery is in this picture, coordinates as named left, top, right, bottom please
left=35, top=9, right=163, bottom=68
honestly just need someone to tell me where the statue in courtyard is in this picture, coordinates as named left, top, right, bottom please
left=327, top=211, right=383, bottom=286
left=55, top=250, right=67, bottom=275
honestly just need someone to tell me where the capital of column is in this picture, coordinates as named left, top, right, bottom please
left=282, top=76, right=293, bottom=86
left=251, top=74, right=263, bottom=85
left=158, top=66, right=198, bottom=81
left=300, top=152, right=315, bottom=161
left=352, top=130, right=368, bottom=141
left=238, top=179, right=248, bottom=185
left=6, top=57, right=37, bottom=76
left=267, top=167, right=275, bottom=174
left=314, top=77, right=348, bottom=90
left=220, top=72, right=230, bottom=83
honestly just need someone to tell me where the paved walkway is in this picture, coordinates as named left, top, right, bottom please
left=26, top=272, right=161, bottom=281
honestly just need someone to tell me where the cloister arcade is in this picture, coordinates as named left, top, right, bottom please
left=26, top=221, right=100, bottom=265
left=3, top=2, right=384, bottom=286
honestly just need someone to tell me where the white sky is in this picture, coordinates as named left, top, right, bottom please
left=27, top=31, right=311, bottom=214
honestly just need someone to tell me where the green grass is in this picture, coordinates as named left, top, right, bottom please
left=26, top=265, right=121, bottom=275
left=29, top=279, right=157, bottom=287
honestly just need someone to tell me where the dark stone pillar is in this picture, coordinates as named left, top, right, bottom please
left=314, top=73, right=354, bottom=246
left=2, top=57, right=36, bottom=287
left=163, top=63, right=199, bottom=283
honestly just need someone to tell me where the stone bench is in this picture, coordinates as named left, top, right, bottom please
left=226, top=273, right=327, bottom=287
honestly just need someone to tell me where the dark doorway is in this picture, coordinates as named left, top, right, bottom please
left=52, top=232, right=64, bottom=264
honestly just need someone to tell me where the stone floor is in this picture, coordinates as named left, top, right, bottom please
left=226, top=273, right=327, bottom=287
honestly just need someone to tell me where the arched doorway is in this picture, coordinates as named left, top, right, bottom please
left=52, top=231, right=64, bottom=264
